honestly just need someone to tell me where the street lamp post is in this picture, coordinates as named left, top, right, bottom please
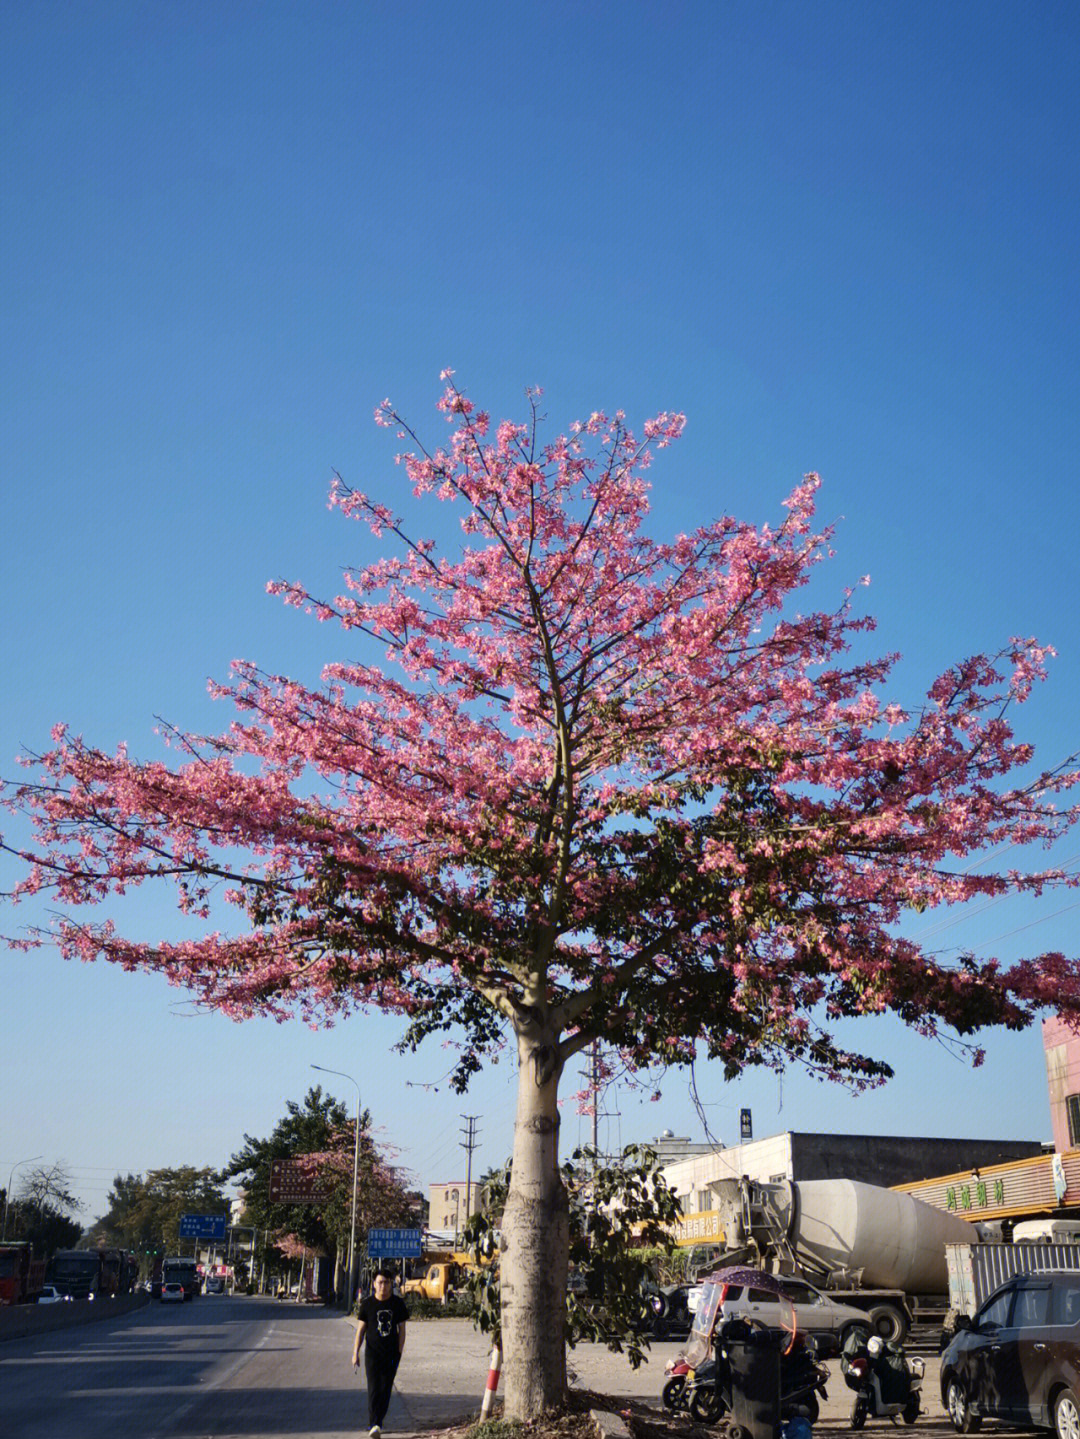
left=311, top=1064, right=361, bottom=1311
left=2, top=1154, right=43, bottom=1243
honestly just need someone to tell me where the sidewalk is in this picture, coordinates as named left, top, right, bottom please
left=373, top=1318, right=950, bottom=1434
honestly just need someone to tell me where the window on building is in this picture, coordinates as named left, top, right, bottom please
left=1067, top=1094, right=1080, bottom=1147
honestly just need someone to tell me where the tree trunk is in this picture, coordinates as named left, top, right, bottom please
left=500, top=1030, right=569, bottom=1419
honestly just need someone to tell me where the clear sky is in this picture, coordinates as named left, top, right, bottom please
left=2, top=0, right=1078, bottom=1223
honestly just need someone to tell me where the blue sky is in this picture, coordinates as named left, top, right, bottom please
left=2, top=0, right=1078, bottom=1221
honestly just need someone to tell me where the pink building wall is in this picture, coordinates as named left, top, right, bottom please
left=1043, top=1014, right=1080, bottom=1152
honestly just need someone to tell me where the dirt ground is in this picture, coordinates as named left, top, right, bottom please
left=456, top=1348, right=962, bottom=1439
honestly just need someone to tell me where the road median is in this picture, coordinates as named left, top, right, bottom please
left=0, top=1291, right=150, bottom=1342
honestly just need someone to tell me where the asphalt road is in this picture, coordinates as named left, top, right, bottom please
left=0, top=1299, right=955, bottom=1439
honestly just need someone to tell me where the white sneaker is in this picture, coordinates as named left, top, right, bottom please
left=370, top=1427, right=381, bottom=1437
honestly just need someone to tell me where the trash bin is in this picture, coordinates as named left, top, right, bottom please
left=725, top=1328, right=782, bottom=1439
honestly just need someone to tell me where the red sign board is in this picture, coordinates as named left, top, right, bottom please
left=268, top=1158, right=332, bottom=1204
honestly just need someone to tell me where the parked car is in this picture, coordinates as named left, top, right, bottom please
left=688, top=1276, right=876, bottom=1357
left=645, top=1283, right=694, bottom=1337
left=36, top=1285, right=69, bottom=1304
left=940, top=1269, right=1080, bottom=1438
left=160, top=1282, right=185, bottom=1304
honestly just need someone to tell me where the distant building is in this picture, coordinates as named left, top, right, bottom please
left=644, top=1129, right=718, bottom=1164
left=1044, top=1014, right=1080, bottom=1154
left=661, top=1132, right=1043, bottom=1216
left=428, top=1181, right=482, bottom=1238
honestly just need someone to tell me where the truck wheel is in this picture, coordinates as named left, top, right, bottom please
left=868, top=1304, right=907, bottom=1343
left=945, top=1376, right=981, bottom=1434
left=840, top=1323, right=869, bottom=1353
left=851, top=1396, right=868, bottom=1430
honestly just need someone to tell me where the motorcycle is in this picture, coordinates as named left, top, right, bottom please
left=661, top=1354, right=692, bottom=1413
left=681, top=1323, right=829, bottom=1426
left=841, top=1329, right=924, bottom=1428
left=778, top=1335, right=830, bottom=1425
left=685, top=1350, right=728, bottom=1424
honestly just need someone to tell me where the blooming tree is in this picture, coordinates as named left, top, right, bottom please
left=3, top=377, right=1079, bottom=1416
left=225, top=1086, right=413, bottom=1301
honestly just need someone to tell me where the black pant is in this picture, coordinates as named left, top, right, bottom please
left=365, top=1348, right=400, bottom=1427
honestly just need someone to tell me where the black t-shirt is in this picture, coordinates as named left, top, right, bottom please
left=359, top=1292, right=408, bottom=1359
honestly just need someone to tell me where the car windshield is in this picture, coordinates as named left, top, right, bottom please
left=979, top=1287, right=1015, bottom=1328
left=50, top=1255, right=98, bottom=1277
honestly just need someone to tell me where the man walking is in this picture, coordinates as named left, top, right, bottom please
left=352, top=1269, right=408, bottom=1436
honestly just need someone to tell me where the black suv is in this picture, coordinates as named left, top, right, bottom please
left=940, top=1271, right=1080, bottom=1439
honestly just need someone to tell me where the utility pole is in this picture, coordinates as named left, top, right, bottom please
left=312, top=1063, right=362, bottom=1310
left=584, top=1042, right=603, bottom=1225
left=460, top=1115, right=480, bottom=1238
left=590, top=1041, right=600, bottom=1155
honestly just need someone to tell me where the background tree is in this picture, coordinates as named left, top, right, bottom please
left=2, top=1161, right=84, bottom=1256
left=87, top=1166, right=227, bottom=1259
left=3, top=1199, right=83, bottom=1256
left=4, top=380, right=1078, bottom=1417
left=18, top=1160, right=81, bottom=1218
left=225, top=1086, right=413, bottom=1302
left=4, top=1163, right=84, bottom=1256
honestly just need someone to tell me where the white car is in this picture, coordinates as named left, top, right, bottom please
left=688, top=1276, right=877, bottom=1356
left=37, top=1285, right=69, bottom=1304
left=160, top=1282, right=185, bottom=1304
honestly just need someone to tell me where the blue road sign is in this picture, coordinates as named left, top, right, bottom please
left=179, top=1213, right=227, bottom=1240
left=366, top=1227, right=423, bottom=1258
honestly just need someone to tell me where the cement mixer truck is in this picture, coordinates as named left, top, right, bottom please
left=704, top=1176, right=981, bottom=1341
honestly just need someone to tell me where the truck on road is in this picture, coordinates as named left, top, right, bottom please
left=946, top=1236, right=1080, bottom=1324
left=45, top=1247, right=138, bottom=1300
left=0, top=1244, right=46, bottom=1304
left=704, top=1175, right=981, bottom=1341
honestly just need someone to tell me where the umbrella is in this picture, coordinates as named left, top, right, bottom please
left=699, top=1266, right=790, bottom=1295
left=696, top=1265, right=799, bottom=1353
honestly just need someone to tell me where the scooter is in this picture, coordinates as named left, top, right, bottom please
left=661, top=1354, right=692, bottom=1412
left=841, top=1330, right=924, bottom=1428
left=685, top=1350, right=729, bottom=1423
left=681, top=1327, right=829, bottom=1426
left=778, top=1336, right=830, bottom=1425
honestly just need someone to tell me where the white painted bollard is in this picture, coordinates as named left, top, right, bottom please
left=479, top=1342, right=502, bottom=1419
